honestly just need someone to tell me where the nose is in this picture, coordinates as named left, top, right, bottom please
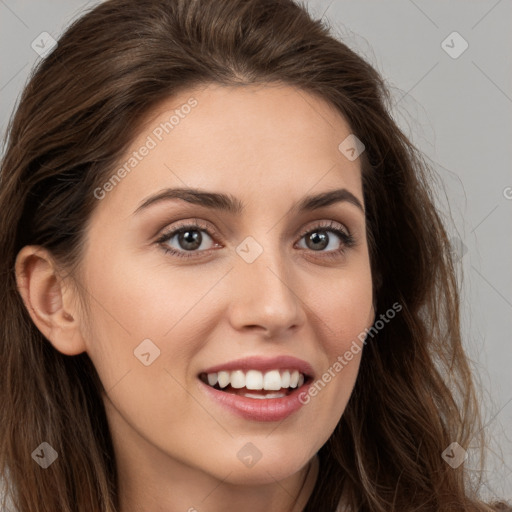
left=227, top=242, right=305, bottom=338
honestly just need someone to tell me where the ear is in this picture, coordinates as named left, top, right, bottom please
left=14, top=245, right=87, bottom=356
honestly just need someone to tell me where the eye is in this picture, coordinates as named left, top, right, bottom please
left=156, top=219, right=356, bottom=261
left=296, top=220, right=355, bottom=260
left=156, top=220, right=219, bottom=259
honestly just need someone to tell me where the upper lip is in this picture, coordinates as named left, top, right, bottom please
left=200, top=355, right=315, bottom=378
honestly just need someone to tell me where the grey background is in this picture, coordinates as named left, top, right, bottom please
left=1, top=0, right=510, bottom=501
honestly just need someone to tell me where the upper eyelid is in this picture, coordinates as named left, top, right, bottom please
left=158, top=220, right=219, bottom=240
left=298, top=220, right=350, bottom=236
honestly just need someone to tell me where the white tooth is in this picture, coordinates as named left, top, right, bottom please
left=230, top=370, right=245, bottom=389
left=217, top=371, right=230, bottom=388
left=245, top=370, right=263, bottom=390
left=262, top=391, right=286, bottom=399
left=243, top=392, right=286, bottom=399
left=263, top=370, right=282, bottom=390
left=298, top=373, right=305, bottom=387
left=207, top=373, right=218, bottom=386
left=281, top=370, right=291, bottom=388
left=289, top=370, right=299, bottom=388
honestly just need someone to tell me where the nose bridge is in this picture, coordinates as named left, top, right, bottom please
left=229, top=233, right=303, bottom=334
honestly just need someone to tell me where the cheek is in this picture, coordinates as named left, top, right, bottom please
left=305, top=261, right=374, bottom=347
left=78, top=254, right=210, bottom=443
left=81, top=245, right=199, bottom=339
left=296, top=261, right=373, bottom=422
left=79, top=248, right=225, bottom=388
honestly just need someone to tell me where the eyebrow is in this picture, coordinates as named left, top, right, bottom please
left=133, top=187, right=365, bottom=216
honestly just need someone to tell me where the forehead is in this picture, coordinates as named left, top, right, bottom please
left=93, top=82, right=363, bottom=218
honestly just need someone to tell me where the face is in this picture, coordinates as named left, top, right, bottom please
left=76, top=83, right=374, bottom=486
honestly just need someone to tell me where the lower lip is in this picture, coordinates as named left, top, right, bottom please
left=197, top=378, right=312, bottom=422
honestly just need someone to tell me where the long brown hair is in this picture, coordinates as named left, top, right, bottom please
left=0, top=0, right=509, bottom=510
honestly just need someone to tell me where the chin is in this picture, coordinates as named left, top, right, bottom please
left=210, top=449, right=311, bottom=485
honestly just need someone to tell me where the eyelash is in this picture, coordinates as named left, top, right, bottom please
left=155, top=219, right=356, bottom=261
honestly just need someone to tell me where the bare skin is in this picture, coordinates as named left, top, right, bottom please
left=15, top=82, right=375, bottom=512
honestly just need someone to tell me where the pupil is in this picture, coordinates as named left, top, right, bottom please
left=307, top=231, right=328, bottom=250
left=179, top=230, right=201, bottom=250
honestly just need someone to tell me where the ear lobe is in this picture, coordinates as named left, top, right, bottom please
left=15, top=245, right=87, bottom=356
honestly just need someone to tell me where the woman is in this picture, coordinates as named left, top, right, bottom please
left=0, top=0, right=509, bottom=511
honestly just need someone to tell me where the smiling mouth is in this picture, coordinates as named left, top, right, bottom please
left=198, top=369, right=310, bottom=399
